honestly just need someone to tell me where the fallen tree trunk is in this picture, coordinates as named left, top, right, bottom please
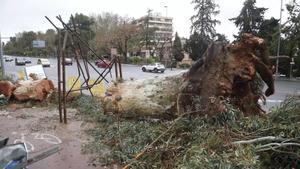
left=13, top=79, right=54, bottom=101
left=104, top=33, right=274, bottom=117
left=104, top=74, right=184, bottom=118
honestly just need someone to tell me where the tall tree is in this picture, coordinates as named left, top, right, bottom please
left=282, top=0, right=300, bottom=76
left=91, top=13, right=143, bottom=61
left=188, top=0, right=220, bottom=61
left=67, top=13, right=95, bottom=57
left=44, top=29, right=57, bottom=56
left=172, top=32, right=184, bottom=61
left=92, top=12, right=121, bottom=57
left=114, top=20, right=140, bottom=62
left=230, top=0, right=267, bottom=36
left=185, top=32, right=209, bottom=61
left=257, top=17, right=279, bottom=55
left=191, top=0, right=220, bottom=39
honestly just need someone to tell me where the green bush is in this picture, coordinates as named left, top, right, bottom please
left=146, top=57, right=157, bottom=64
left=178, top=63, right=191, bottom=69
left=129, top=56, right=142, bottom=64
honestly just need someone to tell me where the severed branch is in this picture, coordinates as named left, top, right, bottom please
left=257, top=142, right=300, bottom=152
left=232, top=136, right=283, bottom=145
left=233, top=136, right=300, bottom=153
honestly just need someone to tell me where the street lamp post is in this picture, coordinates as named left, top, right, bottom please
left=164, top=5, right=168, bottom=17
left=275, top=0, right=283, bottom=78
left=290, top=57, right=294, bottom=79
left=146, top=9, right=152, bottom=55
left=0, top=32, right=4, bottom=77
left=170, top=37, right=173, bottom=71
left=290, top=48, right=298, bottom=79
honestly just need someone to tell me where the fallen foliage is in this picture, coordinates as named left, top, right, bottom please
left=72, top=95, right=300, bottom=168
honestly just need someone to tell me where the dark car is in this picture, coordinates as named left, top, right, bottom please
left=4, top=56, right=13, bottom=62
left=15, top=58, right=26, bottom=66
left=95, top=59, right=111, bottom=68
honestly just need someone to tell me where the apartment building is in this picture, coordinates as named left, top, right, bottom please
left=136, top=13, right=173, bottom=58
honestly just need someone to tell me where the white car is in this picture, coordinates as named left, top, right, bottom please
left=37, top=58, right=51, bottom=67
left=142, top=63, right=166, bottom=73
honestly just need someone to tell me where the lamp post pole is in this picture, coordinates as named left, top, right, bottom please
left=164, top=5, right=168, bottom=17
left=290, top=48, right=298, bottom=79
left=170, top=37, right=173, bottom=71
left=275, top=0, right=283, bottom=78
left=0, top=32, right=4, bottom=77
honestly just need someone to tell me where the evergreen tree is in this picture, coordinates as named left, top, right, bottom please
left=68, top=13, right=95, bottom=57
left=185, top=32, right=209, bottom=61
left=191, top=0, right=220, bottom=39
left=172, top=32, right=184, bottom=62
left=187, top=0, right=220, bottom=61
left=230, top=0, right=267, bottom=36
left=257, top=17, right=279, bottom=55
left=282, top=0, right=300, bottom=76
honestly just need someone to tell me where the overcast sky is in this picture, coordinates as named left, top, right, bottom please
left=0, top=0, right=291, bottom=42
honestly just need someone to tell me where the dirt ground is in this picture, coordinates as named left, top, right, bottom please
left=0, top=103, right=106, bottom=169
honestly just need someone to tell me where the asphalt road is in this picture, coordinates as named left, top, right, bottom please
left=3, top=55, right=300, bottom=111
left=2, top=55, right=184, bottom=87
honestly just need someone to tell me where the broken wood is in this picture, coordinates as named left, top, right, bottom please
left=177, top=33, right=274, bottom=116
left=0, top=81, right=16, bottom=99
left=13, top=79, right=54, bottom=101
left=104, top=75, right=183, bottom=118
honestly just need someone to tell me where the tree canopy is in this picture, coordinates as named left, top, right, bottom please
left=230, top=0, right=267, bottom=36
left=172, top=32, right=184, bottom=62
left=187, top=0, right=220, bottom=61
left=191, top=0, right=220, bottom=39
left=185, top=32, right=209, bottom=61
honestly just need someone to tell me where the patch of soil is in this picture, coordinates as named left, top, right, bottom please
left=0, top=104, right=104, bottom=169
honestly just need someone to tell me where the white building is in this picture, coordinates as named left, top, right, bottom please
left=136, top=13, right=173, bottom=58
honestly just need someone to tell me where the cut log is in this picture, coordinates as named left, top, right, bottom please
left=13, top=80, right=54, bottom=101
left=0, top=81, right=16, bottom=99
left=104, top=74, right=184, bottom=118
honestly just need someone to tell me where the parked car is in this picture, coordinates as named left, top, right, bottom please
left=4, top=56, right=13, bottom=62
left=142, top=63, right=166, bottom=73
left=273, top=73, right=286, bottom=77
left=24, top=58, right=31, bottom=64
left=15, top=58, right=26, bottom=66
left=63, top=58, right=73, bottom=65
left=37, top=58, right=51, bottom=67
left=95, top=59, right=111, bottom=68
